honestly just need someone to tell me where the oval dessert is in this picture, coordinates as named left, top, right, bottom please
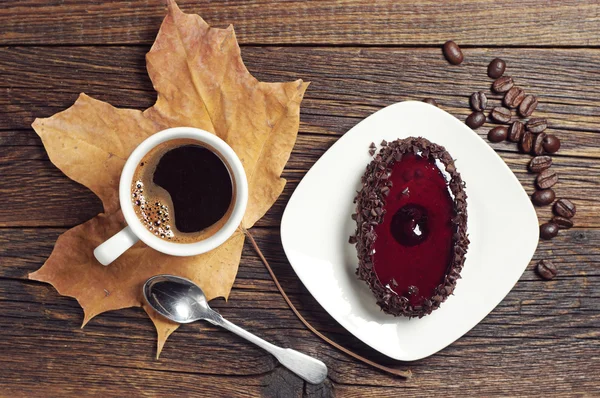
left=351, top=137, right=469, bottom=318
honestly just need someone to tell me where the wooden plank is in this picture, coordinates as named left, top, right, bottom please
left=3, top=226, right=599, bottom=289
left=1, top=135, right=599, bottom=228
left=1, top=1, right=599, bottom=46
left=2, top=226, right=599, bottom=316
left=1, top=46, right=600, bottom=140
left=0, top=227, right=598, bottom=395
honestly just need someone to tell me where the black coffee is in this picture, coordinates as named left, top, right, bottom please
left=132, top=139, right=234, bottom=242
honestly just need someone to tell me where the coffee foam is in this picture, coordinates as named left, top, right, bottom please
left=132, top=138, right=235, bottom=244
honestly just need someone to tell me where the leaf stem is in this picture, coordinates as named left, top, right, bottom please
left=242, top=227, right=412, bottom=379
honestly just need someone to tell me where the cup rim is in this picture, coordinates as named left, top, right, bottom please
left=119, top=127, right=248, bottom=256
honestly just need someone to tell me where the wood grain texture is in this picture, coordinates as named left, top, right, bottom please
left=1, top=0, right=600, bottom=46
left=2, top=1, right=600, bottom=396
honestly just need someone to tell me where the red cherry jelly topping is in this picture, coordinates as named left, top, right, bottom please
left=373, top=153, right=455, bottom=307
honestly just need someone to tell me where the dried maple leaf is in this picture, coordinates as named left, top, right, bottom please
left=29, top=0, right=308, bottom=356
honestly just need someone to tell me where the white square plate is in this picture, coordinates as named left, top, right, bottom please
left=281, top=101, right=539, bottom=361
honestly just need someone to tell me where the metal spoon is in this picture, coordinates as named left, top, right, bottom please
left=143, top=274, right=328, bottom=384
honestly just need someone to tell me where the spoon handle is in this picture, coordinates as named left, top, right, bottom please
left=208, top=311, right=328, bottom=384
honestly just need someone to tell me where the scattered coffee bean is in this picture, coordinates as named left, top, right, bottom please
left=540, top=222, right=559, bottom=240
left=526, top=118, right=548, bottom=133
left=536, top=168, right=558, bottom=189
left=529, top=156, right=552, bottom=173
left=520, top=130, right=533, bottom=153
left=536, top=259, right=557, bottom=280
left=492, top=76, right=514, bottom=93
left=442, top=41, right=464, bottom=65
left=504, top=86, right=526, bottom=108
left=543, top=134, right=561, bottom=154
left=532, top=188, right=555, bottom=206
left=490, top=106, right=512, bottom=124
left=519, top=94, right=538, bottom=117
left=470, top=92, right=488, bottom=111
left=552, top=216, right=574, bottom=229
left=465, top=111, right=486, bottom=129
left=533, top=132, right=547, bottom=155
left=488, top=126, right=508, bottom=142
left=508, top=121, right=525, bottom=142
left=423, top=98, right=438, bottom=107
left=487, top=58, right=506, bottom=79
left=554, top=199, right=576, bottom=219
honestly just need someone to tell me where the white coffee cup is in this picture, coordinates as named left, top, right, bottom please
left=93, top=127, right=248, bottom=266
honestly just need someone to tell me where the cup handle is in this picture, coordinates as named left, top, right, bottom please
left=93, top=226, right=139, bottom=266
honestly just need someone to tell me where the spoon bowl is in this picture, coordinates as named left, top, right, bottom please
left=144, top=274, right=211, bottom=323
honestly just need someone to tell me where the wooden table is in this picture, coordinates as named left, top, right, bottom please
left=1, top=1, right=599, bottom=396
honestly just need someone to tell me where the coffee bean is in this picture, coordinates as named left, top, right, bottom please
left=519, top=95, right=538, bottom=117
left=470, top=92, right=488, bottom=111
left=442, top=41, right=464, bottom=65
left=520, top=130, right=533, bottom=153
left=487, top=58, right=506, bottom=79
left=553, top=216, right=574, bottom=229
left=543, top=134, right=561, bottom=154
left=554, top=199, right=576, bottom=218
left=508, top=121, right=525, bottom=142
left=536, top=259, right=557, bottom=280
left=503, top=86, right=526, bottom=108
left=529, top=156, right=552, bottom=173
left=465, top=111, right=486, bottom=129
left=540, top=222, right=559, bottom=240
left=490, top=106, right=512, bottom=124
left=488, top=126, right=508, bottom=142
left=536, top=168, right=558, bottom=189
left=492, top=76, right=514, bottom=93
left=533, top=132, right=547, bottom=155
left=423, top=98, right=438, bottom=107
left=526, top=118, right=548, bottom=133
left=532, top=189, right=555, bottom=206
